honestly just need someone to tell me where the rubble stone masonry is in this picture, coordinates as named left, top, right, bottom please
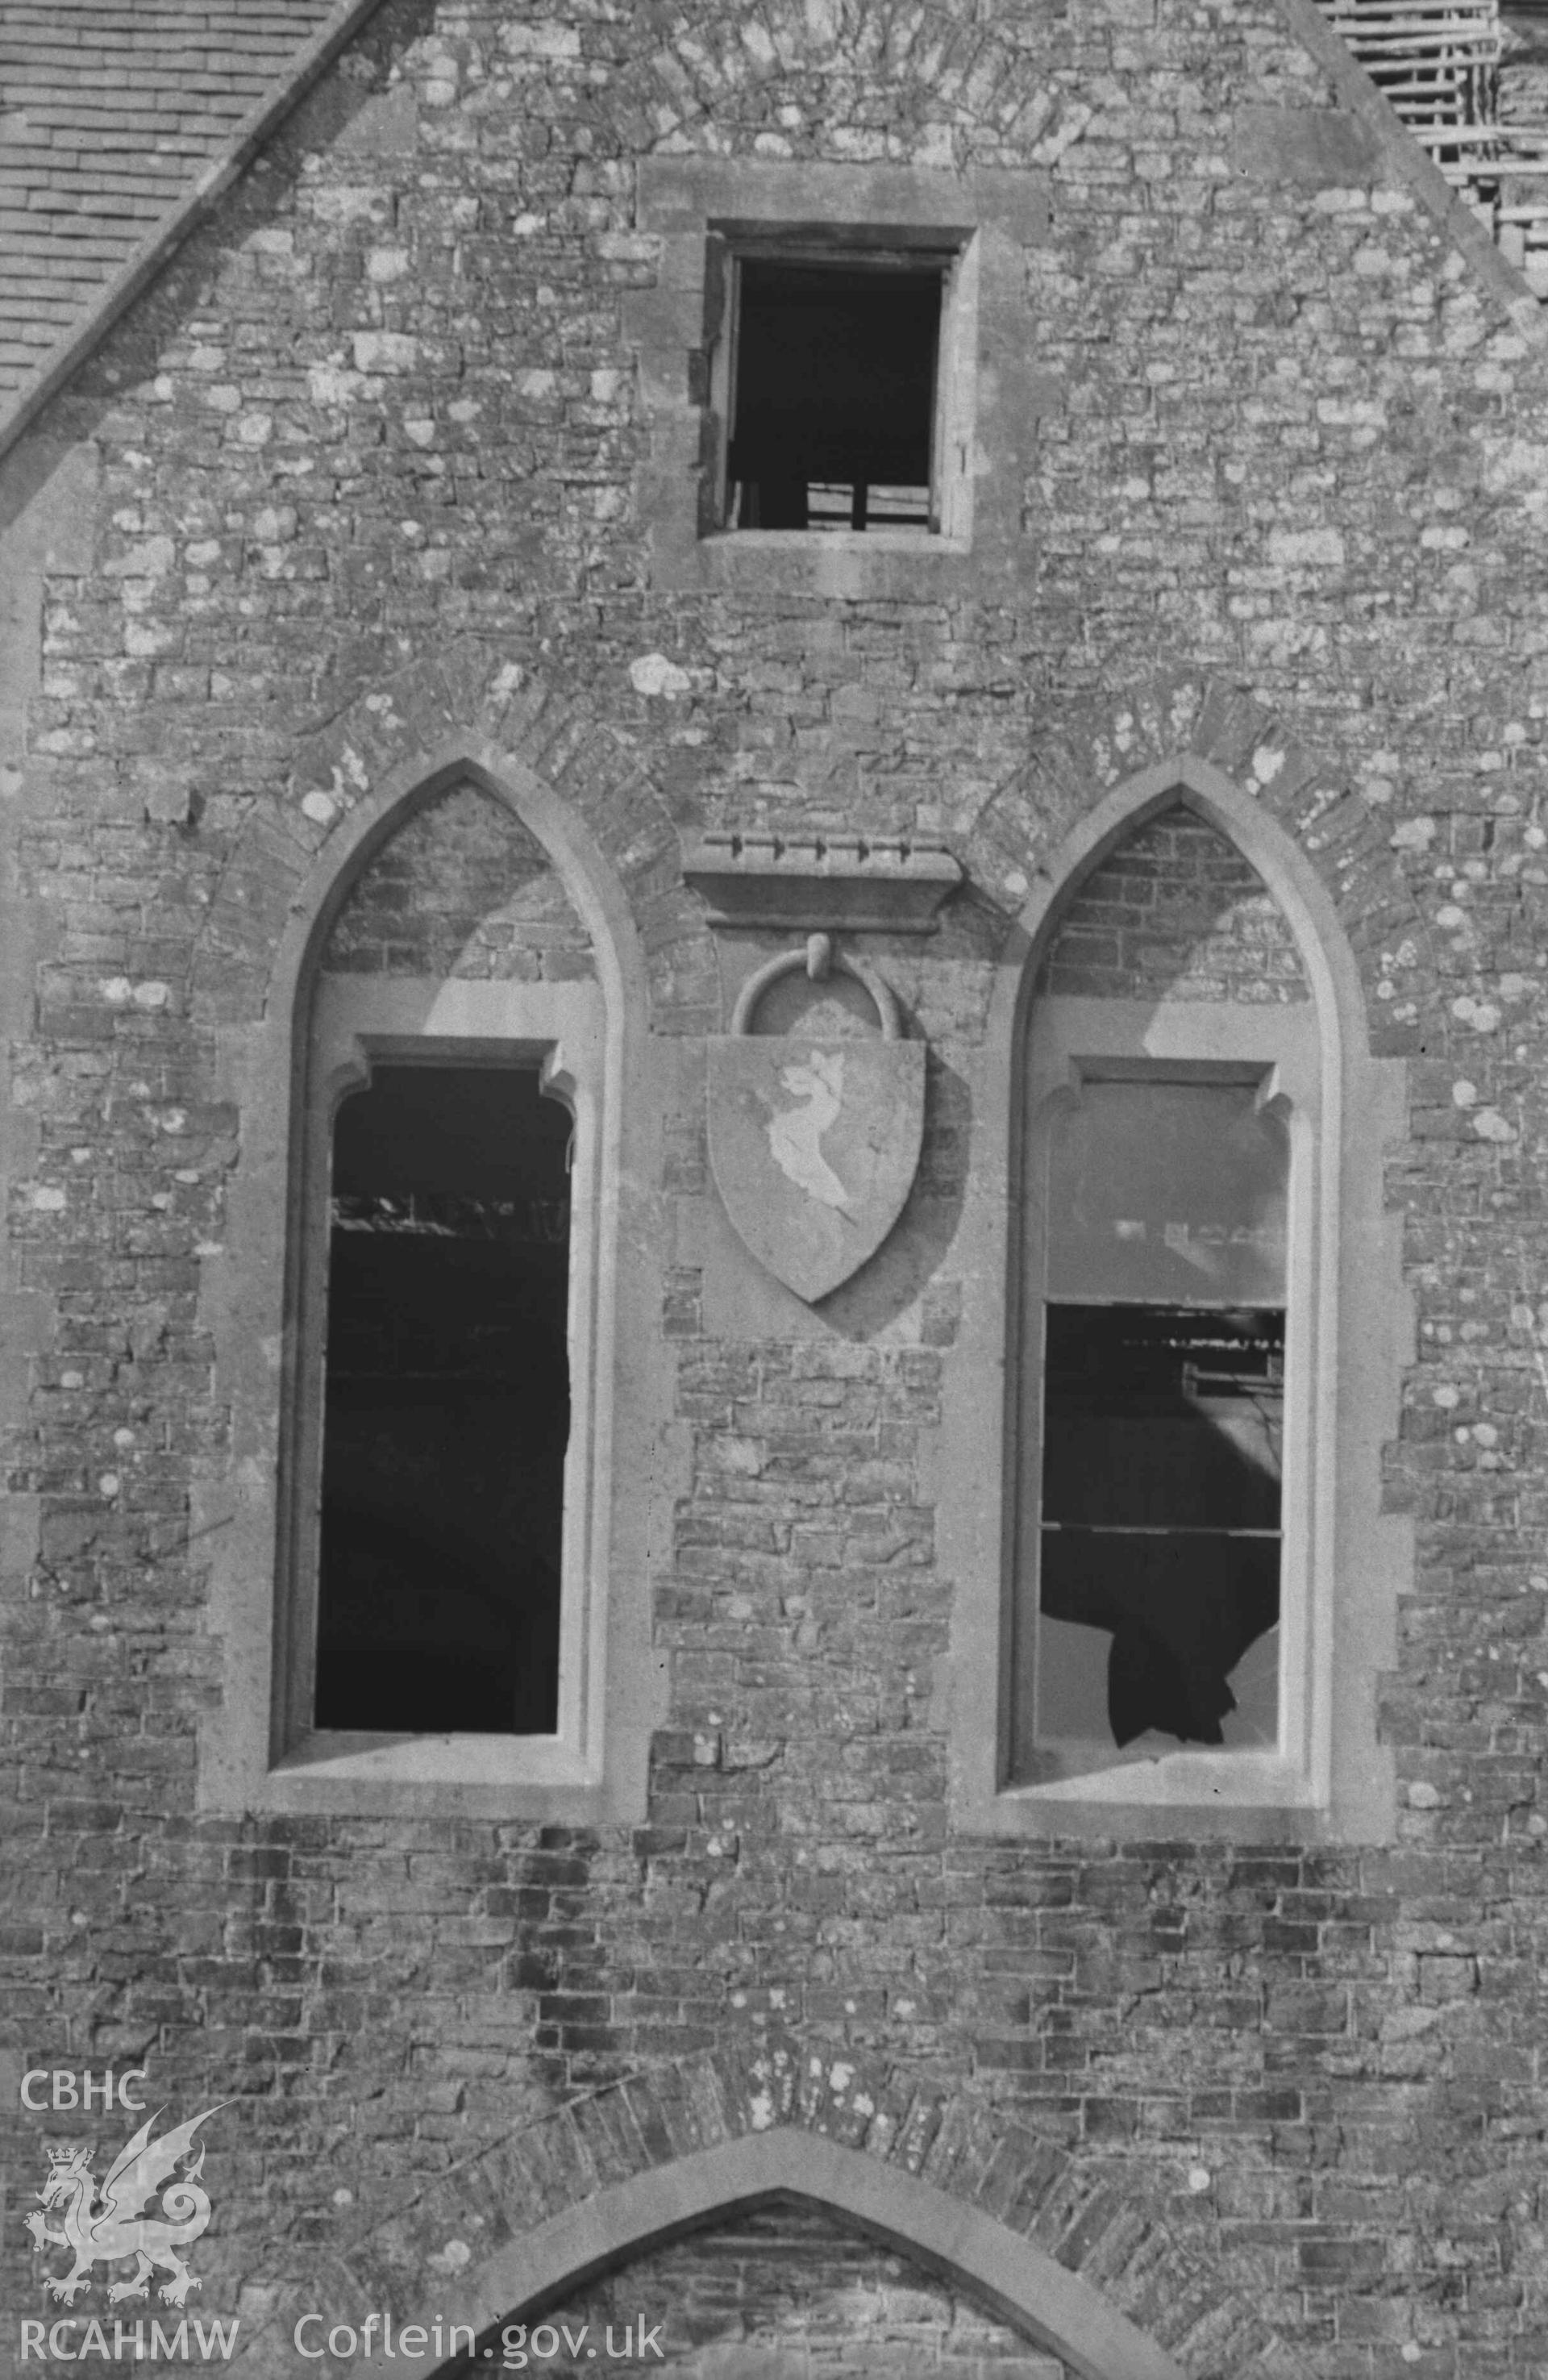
left=5, top=0, right=1548, bottom=2373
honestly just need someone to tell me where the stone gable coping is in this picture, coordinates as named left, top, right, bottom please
left=1278, top=0, right=1545, bottom=335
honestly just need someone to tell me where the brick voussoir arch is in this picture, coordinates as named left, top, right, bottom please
left=237, top=2044, right=1301, bottom=2380
left=614, top=0, right=1073, bottom=161
left=961, top=669, right=1434, bottom=1012
left=189, top=641, right=702, bottom=1027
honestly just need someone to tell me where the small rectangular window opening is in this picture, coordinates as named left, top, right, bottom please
left=313, top=1064, right=571, bottom=1736
left=1030, top=1077, right=1289, bottom=1763
left=725, top=255, right=947, bottom=532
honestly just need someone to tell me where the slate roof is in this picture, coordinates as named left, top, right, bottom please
left=0, top=0, right=364, bottom=427
left=0, top=0, right=1540, bottom=465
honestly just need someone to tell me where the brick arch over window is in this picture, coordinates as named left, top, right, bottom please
left=959, top=671, right=1434, bottom=1007
left=187, top=638, right=709, bottom=1034
left=945, top=739, right=1412, bottom=1839
left=227, top=2044, right=1307, bottom=2380
left=218, top=739, right=650, bottom=1040
left=1001, top=752, right=1374, bottom=1061
left=443, top=2132, right=1176, bottom=2380
left=194, top=719, right=672, bottom=1821
left=618, top=0, right=1070, bottom=157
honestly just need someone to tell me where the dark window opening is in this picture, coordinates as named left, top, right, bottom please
left=1039, top=1305, right=1284, bottom=1748
left=1028, top=1075, right=1290, bottom=1758
left=314, top=1065, right=571, bottom=1736
left=726, top=257, right=944, bottom=531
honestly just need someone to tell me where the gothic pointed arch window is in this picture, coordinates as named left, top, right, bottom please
left=198, top=757, right=658, bottom=1821
left=286, top=781, right=596, bottom=1757
left=1010, top=805, right=1317, bottom=1793
left=943, top=760, right=1408, bottom=1839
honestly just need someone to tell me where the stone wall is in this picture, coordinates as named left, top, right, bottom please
left=3, top=0, right=1548, bottom=2373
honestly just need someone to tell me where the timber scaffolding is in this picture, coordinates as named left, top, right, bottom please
left=1320, top=0, right=1548, bottom=291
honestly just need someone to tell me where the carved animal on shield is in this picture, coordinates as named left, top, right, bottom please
left=765, top=1050, right=851, bottom=1211
left=24, top=2105, right=222, bottom=2306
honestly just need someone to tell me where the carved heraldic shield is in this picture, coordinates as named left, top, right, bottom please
left=709, top=940, right=926, bottom=1303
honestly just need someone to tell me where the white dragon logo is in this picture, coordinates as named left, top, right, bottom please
left=25, top=2105, right=223, bottom=2307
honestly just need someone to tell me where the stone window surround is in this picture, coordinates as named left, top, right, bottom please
left=630, top=158, right=1051, bottom=596
left=283, top=977, right=601, bottom=1784
left=704, top=232, right=968, bottom=539
left=196, top=752, right=666, bottom=1822
left=941, top=757, right=1408, bottom=1843
left=1011, top=998, right=1316, bottom=1798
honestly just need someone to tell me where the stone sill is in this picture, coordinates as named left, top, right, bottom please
left=662, top=527, right=977, bottom=598
left=957, top=1755, right=1325, bottom=1843
left=706, top=528, right=968, bottom=552
left=260, top=1732, right=618, bottom=1821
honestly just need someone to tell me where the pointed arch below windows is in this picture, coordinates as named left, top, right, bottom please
left=943, top=756, right=1408, bottom=1841
left=235, top=2045, right=1299, bottom=2378
left=196, top=747, right=668, bottom=1822
left=428, top=2130, right=1187, bottom=2380
left=514, top=2196, right=1077, bottom=2378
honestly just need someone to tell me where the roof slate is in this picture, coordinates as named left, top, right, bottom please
left=0, top=0, right=343, bottom=398
left=1, top=0, right=1543, bottom=465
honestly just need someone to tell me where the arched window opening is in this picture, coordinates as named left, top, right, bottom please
left=198, top=744, right=660, bottom=1823
left=1021, top=1069, right=1289, bottom=1773
left=944, top=755, right=1404, bottom=1839
left=1009, top=800, right=1319, bottom=1795
left=315, top=1062, right=572, bottom=1736
left=273, top=775, right=610, bottom=1782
